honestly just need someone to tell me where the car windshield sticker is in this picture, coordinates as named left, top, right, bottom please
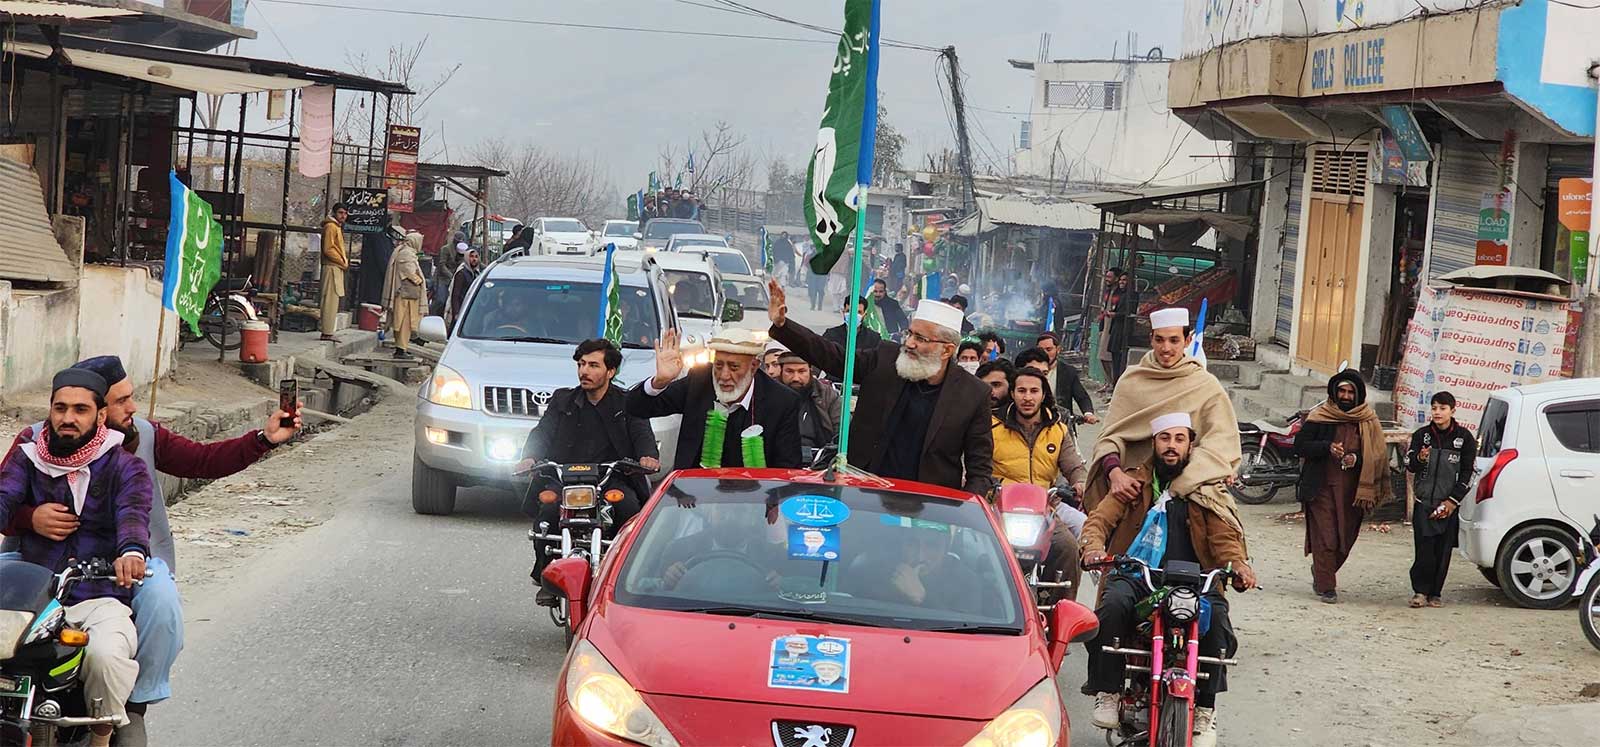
left=769, top=635, right=850, bottom=694
left=879, top=515, right=951, bottom=532
left=777, top=588, right=827, bottom=605
left=787, top=524, right=840, bottom=562
left=780, top=495, right=851, bottom=527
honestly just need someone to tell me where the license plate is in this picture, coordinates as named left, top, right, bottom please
left=0, top=676, right=29, bottom=698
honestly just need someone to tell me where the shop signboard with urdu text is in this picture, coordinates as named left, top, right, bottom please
left=384, top=124, right=421, bottom=214
left=1394, top=287, right=1575, bottom=432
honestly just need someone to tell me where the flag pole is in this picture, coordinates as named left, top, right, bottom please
left=834, top=184, right=869, bottom=471
left=150, top=310, right=168, bottom=413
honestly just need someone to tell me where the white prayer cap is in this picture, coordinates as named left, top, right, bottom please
left=708, top=327, right=766, bottom=357
left=912, top=299, right=964, bottom=334
left=1150, top=412, right=1193, bottom=435
left=1149, top=306, right=1189, bottom=331
left=763, top=340, right=789, bottom=356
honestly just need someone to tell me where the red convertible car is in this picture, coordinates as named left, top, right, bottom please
left=544, top=468, right=1099, bottom=746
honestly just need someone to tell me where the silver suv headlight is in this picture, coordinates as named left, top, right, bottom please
left=426, top=364, right=473, bottom=409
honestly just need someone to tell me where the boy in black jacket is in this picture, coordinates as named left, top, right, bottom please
left=1405, top=391, right=1477, bottom=608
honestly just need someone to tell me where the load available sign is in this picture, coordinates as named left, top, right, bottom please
left=1394, top=287, right=1575, bottom=431
left=1475, top=191, right=1512, bottom=266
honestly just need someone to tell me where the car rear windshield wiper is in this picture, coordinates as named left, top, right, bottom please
left=916, top=623, right=1024, bottom=635
left=496, top=336, right=571, bottom=344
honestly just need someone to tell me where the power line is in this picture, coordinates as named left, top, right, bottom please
left=252, top=0, right=837, bottom=46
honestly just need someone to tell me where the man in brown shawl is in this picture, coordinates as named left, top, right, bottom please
left=1293, top=369, right=1392, bottom=603
left=1083, top=306, right=1242, bottom=529
left=383, top=231, right=426, bottom=359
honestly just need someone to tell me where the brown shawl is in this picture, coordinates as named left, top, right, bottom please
left=382, top=231, right=425, bottom=304
left=1306, top=398, right=1392, bottom=509
left=1084, top=351, right=1244, bottom=532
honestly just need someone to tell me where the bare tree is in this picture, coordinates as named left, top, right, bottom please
left=657, top=122, right=760, bottom=208
left=470, top=138, right=617, bottom=227
left=873, top=102, right=906, bottom=187
left=341, top=37, right=461, bottom=158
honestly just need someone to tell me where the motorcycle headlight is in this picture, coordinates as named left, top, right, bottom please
left=1165, top=586, right=1200, bottom=624
left=562, top=486, right=597, bottom=509
left=24, top=604, right=64, bottom=645
left=565, top=640, right=680, bottom=747
left=963, top=677, right=1062, bottom=747
left=426, top=365, right=472, bottom=410
left=1002, top=513, right=1047, bottom=549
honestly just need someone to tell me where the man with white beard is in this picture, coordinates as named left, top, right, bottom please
left=627, top=326, right=804, bottom=470
left=767, top=279, right=994, bottom=494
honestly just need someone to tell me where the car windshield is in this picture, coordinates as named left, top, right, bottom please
left=723, top=279, right=768, bottom=310
left=604, top=223, right=634, bottom=236
left=646, top=220, right=704, bottom=240
left=616, top=479, right=1024, bottom=632
left=663, top=270, right=717, bottom=318
left=708, top=252, right=752, bottom=276
left=458, top=279, right=658, bottom=348
left=543, top=220, right=587, bottom=233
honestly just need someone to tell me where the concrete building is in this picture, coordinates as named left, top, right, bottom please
left=1172, top=0, right=1600, bottom=376
left=1010, top=55, right=1231, bottom=188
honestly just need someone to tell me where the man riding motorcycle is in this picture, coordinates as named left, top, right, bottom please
left=1080, top=412, right=1256, bottom=747
left=517, top=339, right=660, bottom=605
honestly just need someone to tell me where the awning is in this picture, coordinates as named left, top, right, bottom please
left=1116, top=209, right=1255, bottom=242
left=949, top=197, right=1101, bottom=237
left=6, top=40, right=312, bottom=95
left=1068, top=179, right=1266, bottom=210
left=0, top=157, right=79, bottom=284
left=0, top=0, right=137, bottom=22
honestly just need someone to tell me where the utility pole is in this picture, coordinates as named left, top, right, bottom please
left=942, top=46, right=981, bottom=303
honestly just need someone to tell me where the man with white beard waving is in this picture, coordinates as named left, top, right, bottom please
left=767, top=278, right=994, bottom=495
left=627, top=326, right=803, bottom=470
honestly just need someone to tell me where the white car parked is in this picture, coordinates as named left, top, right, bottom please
left=1461, top=378, right=1600, bottom=609
left=531, top=217, right=595, bottom=256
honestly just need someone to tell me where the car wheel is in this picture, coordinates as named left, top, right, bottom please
left=1580, top=579, right=1600, bottom=653
left=411, top=454, right=458, bottom=515
left=1495, top=525, right=1579, bottom=609
left=1478, top=566, right=1502, bottom=588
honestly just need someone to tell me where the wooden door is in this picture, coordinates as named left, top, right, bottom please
left=1295, top=149, right=1368, bottom=374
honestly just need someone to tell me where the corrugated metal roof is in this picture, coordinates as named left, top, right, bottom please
left=951, top=197, right=1102, bottom=236
left=0, top=158, right=78, bottom=284
left=8, top=40, right=315, bottom=95
left=1067, top=179, right=1266, bottom=208
left=0, top=0, right=137, bottom=21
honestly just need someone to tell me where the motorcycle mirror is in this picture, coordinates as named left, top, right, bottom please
left=1047, top=600, right=1099, bottom=670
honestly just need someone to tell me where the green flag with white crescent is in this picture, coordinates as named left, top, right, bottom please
left=161, top=171, right=223, bottom=335
left=600, top=243, right=623, bottom=345
left=804, top=0, right=879, bottom=275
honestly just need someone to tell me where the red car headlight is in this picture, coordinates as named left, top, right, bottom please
left=963, top=677, right=1062, bottom=747
left=565, top=640, right=680, bottom=747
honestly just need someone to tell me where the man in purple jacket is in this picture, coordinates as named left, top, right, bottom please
left=0, top=368, right=151, bottom=747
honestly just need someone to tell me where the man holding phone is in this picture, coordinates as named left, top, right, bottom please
left=0, top=355, right=302, bottom=744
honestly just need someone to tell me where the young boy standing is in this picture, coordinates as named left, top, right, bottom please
left=1405, top=392, right=1477, bottom=608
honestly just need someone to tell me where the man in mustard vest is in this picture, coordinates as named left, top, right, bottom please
left=991, top=367, right=1087, bottom=600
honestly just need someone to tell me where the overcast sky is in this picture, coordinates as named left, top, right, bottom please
left=240, top=0, right=1186, bottom=190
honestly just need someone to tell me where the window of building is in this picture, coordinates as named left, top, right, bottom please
left=1044, top=81, right=1123, bottom=110
left=1019, top=121, right=1032, bottom=150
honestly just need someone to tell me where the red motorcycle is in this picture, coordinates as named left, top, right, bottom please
left=1231, top=410, right=1306, bottom=504
left=1086, top=556, right=1240, bottom=747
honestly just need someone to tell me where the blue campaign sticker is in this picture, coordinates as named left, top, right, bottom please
left=788, top=524, right=841, bottom=561
left=769, top=635, right=850, bottom=694
left=780, top=495, right=851, bottom=527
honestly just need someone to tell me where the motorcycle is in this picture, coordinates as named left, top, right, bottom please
left=1575, top=516, right=1600, bottom=653
left=177, top=275, right=266, bottom=352
left=995, top=482, right=1074, bottom=611
left=0, top=557, right=150, bottom=747
left=1231, top=410, right=1307, bottom=505
left=524, top=458, right=649, bottom=647
left=1084, top=555, right=1240, bottom=747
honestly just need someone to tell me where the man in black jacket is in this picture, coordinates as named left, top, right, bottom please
left=871, top=278, right=909, bottom=337
left=777, top=350, right=843, bottom=462
left=1035, top=332, right=1099, bottom=424
left=627, top=327, right=803, bottom=471
left=517, top=338, right=661, bottom=603
left=768, top=279, right=994, bottom=495
left=1405, top=391, right=1476, bottom=608
left=824, top=296, right=883, bottom=350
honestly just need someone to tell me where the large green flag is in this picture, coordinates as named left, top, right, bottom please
left=162, top=171, right=223, bottom=335
left=804, top=0, right=880, bottom=275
